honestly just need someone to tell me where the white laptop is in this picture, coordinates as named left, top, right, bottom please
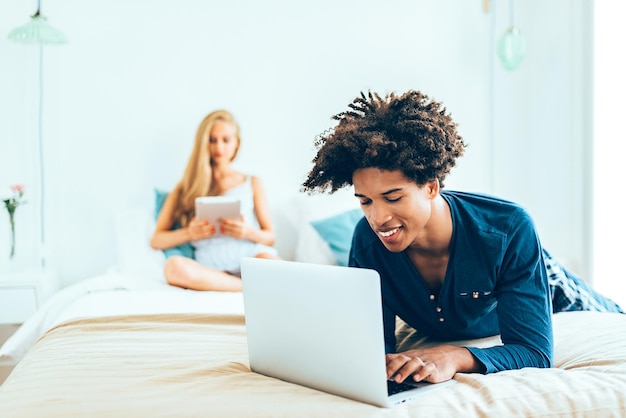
left=240, top=257, right=455, bottom=408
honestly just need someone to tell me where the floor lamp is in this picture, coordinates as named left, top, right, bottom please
left=8, top=1, right=66, bottom=269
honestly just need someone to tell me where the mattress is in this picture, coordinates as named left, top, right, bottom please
left=1, top=306, right=625, bottom=417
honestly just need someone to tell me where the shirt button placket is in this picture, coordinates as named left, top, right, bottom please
left=429, top=294, right=445, bottom=323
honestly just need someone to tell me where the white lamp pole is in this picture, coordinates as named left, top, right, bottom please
left=8, top=1, right=66, bottom=270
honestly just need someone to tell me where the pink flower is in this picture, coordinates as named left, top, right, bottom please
left=2, top=184, right=27, bottom=259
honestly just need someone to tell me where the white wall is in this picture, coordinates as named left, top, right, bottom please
left=491, top=0, right=593, bottom=278
left=0, top=0, right=591, bottom=287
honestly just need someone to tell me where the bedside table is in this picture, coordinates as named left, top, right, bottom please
left=0, top=269, right=59, bottom=324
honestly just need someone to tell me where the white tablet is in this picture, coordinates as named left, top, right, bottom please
left=194, top=196, right=241, bottom=227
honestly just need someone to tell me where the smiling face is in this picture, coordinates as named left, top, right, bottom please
left=208, top=120, right=240, bottom=166
left=353, top=168, right=440, bottom=253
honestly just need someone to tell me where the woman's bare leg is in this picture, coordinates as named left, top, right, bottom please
left=163, top=256, right=243, bottom=291
left=255, top=252, right=281, bottom=260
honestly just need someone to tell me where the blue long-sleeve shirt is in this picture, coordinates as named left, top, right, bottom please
left=348, top=190, right=553, bottom=373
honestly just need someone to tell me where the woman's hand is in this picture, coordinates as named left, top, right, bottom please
left=187, top=218, right=216, bottom=240
left=386, top=345, right=479, bottom=384
left=219, top=215, right=249, bottom=240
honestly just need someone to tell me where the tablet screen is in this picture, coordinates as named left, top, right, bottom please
left=195, top=196, right=241, bottom=230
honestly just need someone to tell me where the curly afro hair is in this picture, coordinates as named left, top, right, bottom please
left=301, top=90, right=466, bottom=194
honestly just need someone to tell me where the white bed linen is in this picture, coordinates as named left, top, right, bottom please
left=0, top=270, right=244, bottom=363
left=1, top=311, right=625, bottom=417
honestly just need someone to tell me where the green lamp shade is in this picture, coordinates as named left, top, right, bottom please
left=497, top=26, right=526, bottom=71
left=8, top=14, right=66, bottom=45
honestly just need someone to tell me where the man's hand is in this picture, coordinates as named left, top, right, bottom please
left=386, top=345, right=480, bottom=384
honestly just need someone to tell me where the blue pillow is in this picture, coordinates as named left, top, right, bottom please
left=310, top=208, right=363, bottom=266
left=154, top=189, right=195, bottom=259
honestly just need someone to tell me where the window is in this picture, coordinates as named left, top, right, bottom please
left=593, top=3, right=626, bottom=307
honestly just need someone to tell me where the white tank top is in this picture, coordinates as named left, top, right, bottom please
left=192, top=175, right=276, bottom=273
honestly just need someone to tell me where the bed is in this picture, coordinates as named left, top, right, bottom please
left=1, top=196, right=626, bottom=417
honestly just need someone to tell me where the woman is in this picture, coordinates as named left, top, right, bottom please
left=151, top=110, right=278, bottom=291
left=301, top=90, right=623, bottom=385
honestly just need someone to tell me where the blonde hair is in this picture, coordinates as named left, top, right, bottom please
left=173, top=110, right=241, bottom=226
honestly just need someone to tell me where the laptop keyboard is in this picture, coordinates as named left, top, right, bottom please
left=387, top=380, right=421, bottom=396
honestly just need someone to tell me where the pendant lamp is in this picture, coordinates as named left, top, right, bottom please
left=497, top=0, right=526, bottom=71
left=8, top=0, right=66, bottom=45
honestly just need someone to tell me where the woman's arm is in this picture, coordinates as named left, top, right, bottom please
left=218, top=175, right=275, bottom=246
left=247, top=175, right=275, bottom=245
left=150, top=186, right=215, bottom=250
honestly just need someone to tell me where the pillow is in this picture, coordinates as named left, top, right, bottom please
left=154, top=189, right=195, bottom=259
left=310, top=208, right=363, bottom=266
left=154, top=188, right=168, bottom=219
left=294, top=221, right=337, bottom=265
left=115, top=209, right=166, bottom=281
left=291, top=190, right=360, bottom=265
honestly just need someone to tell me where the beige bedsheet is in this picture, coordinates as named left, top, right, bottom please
left=1, top=311, right=625, bottom=417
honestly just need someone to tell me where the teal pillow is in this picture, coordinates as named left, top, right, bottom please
left=310, top=208, right=363, bottom=266
left=154, top=189, right=169, bottom=220
left=154, top=189, right=195, bottom=259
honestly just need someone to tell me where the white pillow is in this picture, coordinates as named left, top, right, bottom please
left=291, top=189, right=361, bottom=265
left=114, top=209, right=166, bottom=282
